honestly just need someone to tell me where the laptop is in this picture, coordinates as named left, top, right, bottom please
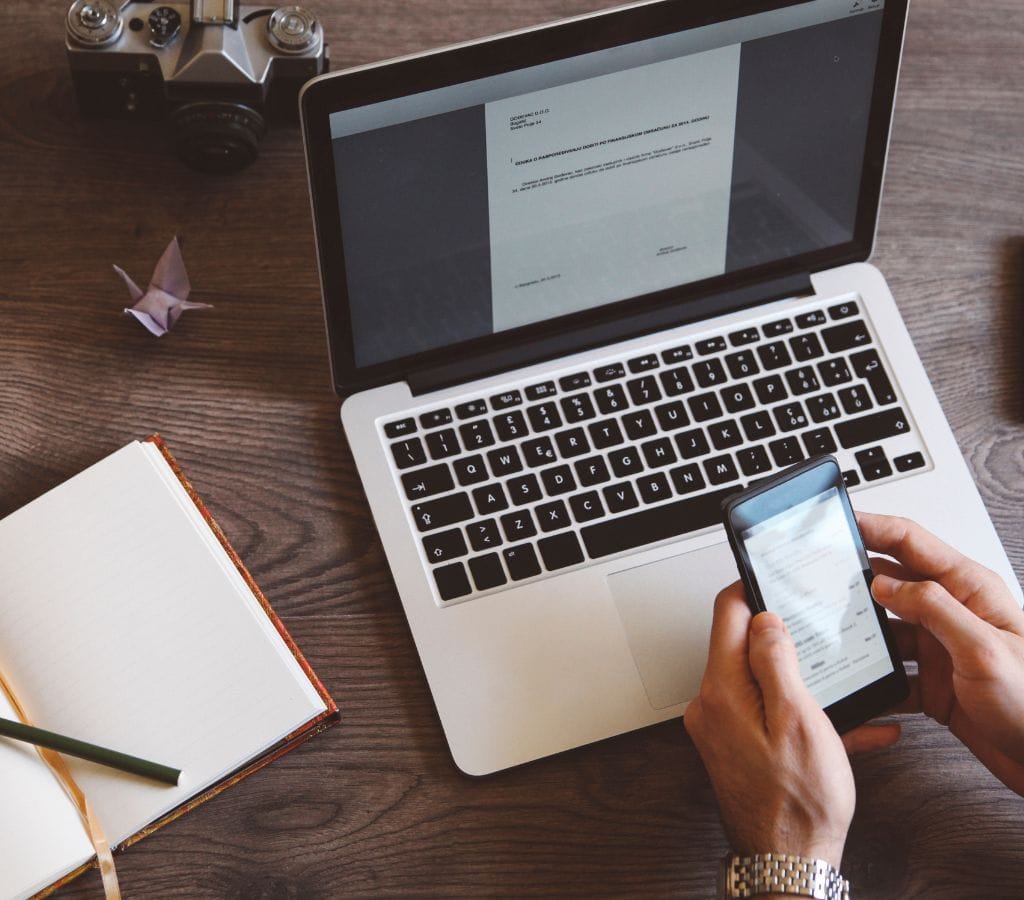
left=300, top=0, right=1020, bottom=775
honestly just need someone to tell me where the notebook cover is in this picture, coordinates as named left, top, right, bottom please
left=38, top=436, right=339, bottom=897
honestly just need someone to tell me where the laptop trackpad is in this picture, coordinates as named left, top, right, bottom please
left=608, top=542, right=737, bottom=710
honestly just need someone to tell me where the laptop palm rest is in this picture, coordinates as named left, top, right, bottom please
left=608, top=541, right=737, bottom=710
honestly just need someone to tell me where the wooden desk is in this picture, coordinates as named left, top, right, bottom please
left=2, top=1, right=1022, bottom=896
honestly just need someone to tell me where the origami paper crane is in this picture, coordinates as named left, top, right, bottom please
left=114, top=237, right=212, bottom=336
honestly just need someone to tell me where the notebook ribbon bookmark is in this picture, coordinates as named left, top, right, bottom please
left=0, top=670, right=121, bottom=900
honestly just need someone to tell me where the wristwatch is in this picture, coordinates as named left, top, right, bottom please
left=719, top=851, right=850, bottom=899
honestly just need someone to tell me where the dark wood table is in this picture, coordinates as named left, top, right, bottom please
left=3, top=1, right=1022, bottom=897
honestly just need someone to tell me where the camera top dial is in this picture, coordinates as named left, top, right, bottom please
left=66, top=0, right=123, bottom=47
left=267, top=6, right=322, bottom=55
left=148, top=7, right=183, bottom=48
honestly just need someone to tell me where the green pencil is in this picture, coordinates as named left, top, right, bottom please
left=0, top=716, right=180, bottom=786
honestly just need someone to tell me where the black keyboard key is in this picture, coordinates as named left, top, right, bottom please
left=503, top=544, right=542, bottom=581
left=638, top=472, right=672, bottom=504
left=835, top=408, right=911, bottom=449
left=669, top=463, right=705, bottom=495
left=402, top=463, right=455, bottom=500
left=541, top=464, right=577, bottom=495
left=662, top=344, right=693, bottom=364
left=569, top=491, right=605, bottom=523
left=522, top=436, right=557, bottom=467
left=595, top=384, right=629, bottom=415
left=433, top=562, right=471, bottom=601
left=423, top=529, right=467, bottom=564
left=802, top=428, right=838, bottom=456
left=838, top=385, right=874, bottom=415
left=469, top=553, right=507, bottom=591
left=559, top=372, right=591, bottom=392
left=426, top=428, right=460, bottom=460
left=764, top=318, right=793, bottom=337
left=454, top=455, right=488, bottom=486
left=467, top=519, right=502, bottom=552
left=642, top=437, right=677, bottom=468
left=384, top=418, right=416, bottom=438
left=560, top=393, right=597, bottom=423
left=676, top=428, right=711, bottom=459
left=737, top=446, right=772, bottom=478
left=708, top=418, right=743, bottom=451
left=843, top=469, right=861, bottom=489
left=818, top=358, right=853, bottom=387
left=796, top=310, right=827, bottom=328
left=555, top=427, right=590, bottom=458
left=491, top=390, right=522, bottom=410
left=494, top=410, right=529, bottom=442
left=856, top=446, right=892, bottom=481
left=721, top=383, right=756, bottom=414
left=627, top=375, right=663, bottom=405
left=527, top=402, right=563, bottom=432
left=609, top=447, right=644, bottom=478
left=655, top=400, right=690, bottom=431
left=728, top=327, right=761, bottom=346
left=790, top=332, right=825, bottom=362
left=660, top=366, right=696, bottom=397
left=603, top=481, right=640, bottom=513
left=391, top=437, right=427, bottom=470
left=851, top=350, right=897, bottom=405
left=500, top=510, right=537, bottom=541
left=628, top=354, right=660, bottom=373
left=588, top=418, right=625, bottom=449
left=536, top=500, right=571, bottom=532
left=894, top=451, right=926, bottom=473
left=487, top=445, right=523, bottom=477
left=575, top=455, right=611, bottom=487
left=472, top=483, right=509, bottom=515
left=828, top=300, right=859, bottom=320
left=823, top=320, right=872, bottom=353
left=740, top=411, right=776, bottom=442
left=412, top=493, right=473, bottom=532
left=420, top=409, right=453, bottom=429
left=753, top=375, right=788, bottom=404
left=689, top=392, right=724, bottom=422
left=582, top=488, right=736, bottom=559
left=704, top=454, right=740, bottom=485
left=806, top=393, right=841, bottom=424
left=757, top=341, right=793, bottom=370
left=725, top=350, right=760, bottom=380
left=773, top=402, right=809, bottom=432
left=624, top=409, right=658, bottom=440
left=454, top=399, right=488, bottom=420
left=693, top=358, right=728, bottom=389
left=696, top=337, right=727, bottom=355
left=538, top=533, right=585, bottom=570
left=785, top=366, right=821, bottom=396
left=595, top=363, right=625, bottom=382
left=769, top=437, right=805, bottom=467
left=526, top=381, right=558, bottom=401
left=460, top=420, right=496, bottom=449
left=507, top=473, right=543, bottom=506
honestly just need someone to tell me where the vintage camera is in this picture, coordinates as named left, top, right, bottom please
left=66, top=0, right=328, bottom=172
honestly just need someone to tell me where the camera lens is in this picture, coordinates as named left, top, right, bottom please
left=170, top=102, right=267, bottom=174
left=66, top=0, right=123, bottom=47
left=267, top=6, right=322, bottom=54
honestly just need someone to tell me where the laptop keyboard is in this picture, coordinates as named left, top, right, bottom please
left=381, top=297, right=928, bottom=605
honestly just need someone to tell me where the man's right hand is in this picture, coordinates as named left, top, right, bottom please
left=858, top=512, right=1024, bottom=795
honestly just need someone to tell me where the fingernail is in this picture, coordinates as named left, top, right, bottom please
left=872, top=574, right=900, bottom=600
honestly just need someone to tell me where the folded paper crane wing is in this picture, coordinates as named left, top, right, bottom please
left=115, top=237, right=212, bottom=336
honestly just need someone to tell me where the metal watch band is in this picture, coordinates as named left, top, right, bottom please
left=722, top=852, right=850, bottom=899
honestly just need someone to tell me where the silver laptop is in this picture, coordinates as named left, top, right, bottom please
left=300, top=0, right=1019, bottom=775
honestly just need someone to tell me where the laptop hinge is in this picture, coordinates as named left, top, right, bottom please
left=407, top=272, right=814, bottom=397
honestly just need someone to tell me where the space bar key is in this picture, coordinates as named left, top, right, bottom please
left=581, top=488, right=737, bottom=559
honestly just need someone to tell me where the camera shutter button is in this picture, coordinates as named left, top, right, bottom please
left=148, top=6, right=182, bottom=48
left=267, top=6, right=322, bottom=54
left=66, top=0, right=124, bottom=47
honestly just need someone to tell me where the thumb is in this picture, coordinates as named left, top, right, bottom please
left=747, top=612, right=813, bottom=715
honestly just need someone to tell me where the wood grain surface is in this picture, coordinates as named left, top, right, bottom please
left=1, top=1, right=1022, bottom=897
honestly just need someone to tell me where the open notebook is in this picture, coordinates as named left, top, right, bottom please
left=0, top=438, right=336, bottom=899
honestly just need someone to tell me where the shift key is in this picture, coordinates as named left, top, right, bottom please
left=835, top=408, right=911, bottom=449
left=412, top=493, right=474, bottom=532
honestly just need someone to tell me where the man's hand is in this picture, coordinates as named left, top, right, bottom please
left=859, top=512, right=1024, bottom=795
left=684, top=584, right=900, bottom=869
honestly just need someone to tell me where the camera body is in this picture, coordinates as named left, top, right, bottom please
left=66, top=0, right=329, bottom=172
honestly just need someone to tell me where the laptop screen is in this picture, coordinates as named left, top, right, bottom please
left=308, top=0, right=899, bottom=383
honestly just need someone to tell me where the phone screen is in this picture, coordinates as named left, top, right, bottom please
left=739, top=486, right=894, bottom=710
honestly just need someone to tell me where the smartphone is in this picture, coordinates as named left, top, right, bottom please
left=722, top=456, right=908, bottom=733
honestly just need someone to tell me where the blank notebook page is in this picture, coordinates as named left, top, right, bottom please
left=0, top=441, right=327, bottom=857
